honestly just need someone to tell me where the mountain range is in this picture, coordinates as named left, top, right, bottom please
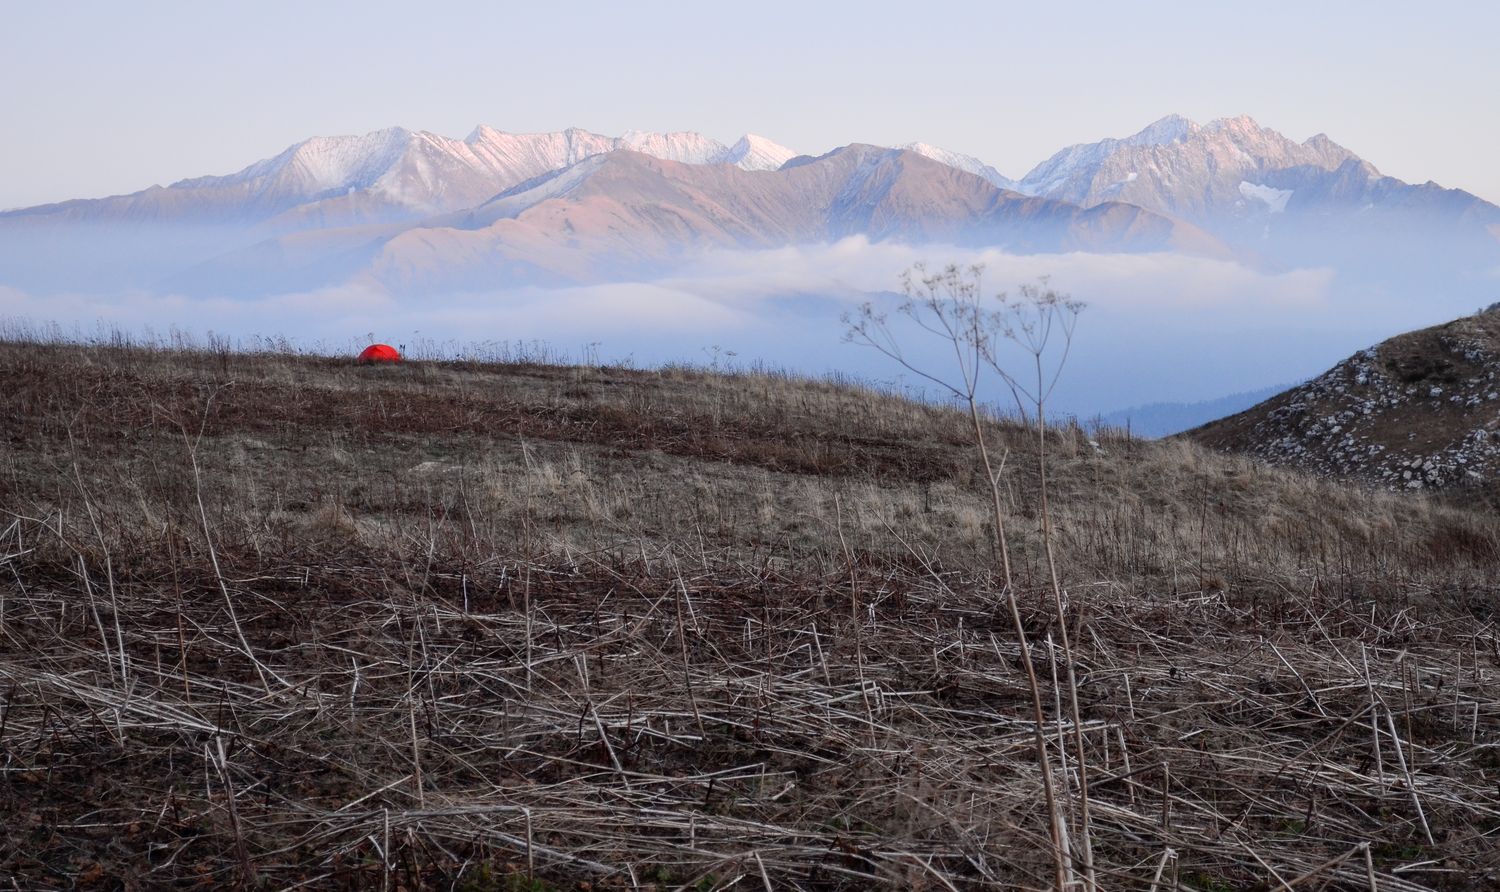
left=1017, top=115, right=1500, bottom=283
left=176, top=145, right=1223, bottom=295
left=4, top=127, right=798, bottom=231
left=2, top=115, right=1496, bottom=298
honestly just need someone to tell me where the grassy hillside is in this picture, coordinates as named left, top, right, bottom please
left=2, top=338, right=1498, bottom=890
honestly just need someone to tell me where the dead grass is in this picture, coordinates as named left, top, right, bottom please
left=1, top=337, right=1498, bottom=889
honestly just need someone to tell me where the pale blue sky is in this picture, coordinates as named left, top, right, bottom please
left=2, top=0, right=1497, bottom=209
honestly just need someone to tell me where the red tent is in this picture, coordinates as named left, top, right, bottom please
left=358, top=343, right=402, bottom=363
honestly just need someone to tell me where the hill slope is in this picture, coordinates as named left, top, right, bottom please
left=1, top=338, right=1497, bottom=889
left=1189, top=308, right=1500, bottom=505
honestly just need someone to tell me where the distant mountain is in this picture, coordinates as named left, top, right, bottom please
left=1094, top=383, right=1295, bottom=438
left=178, top=144, right=1226, bottom=295
left=900, top=143, right=1017, bottom=191
left=1016, top=114, right=1357, bottom=219
left=1014, top=114, right=1500, bottom=283
left=0, top=126, right=798, bottom=232
left=1188, top=308, right=1500, bottom=504
left=2, top=114, right=1495, bottom=302
left=721, top=134, right=799, bottom=172
left=0, top=126, right=800, bottom=291
left=11, top=114, right=1497, bottom=248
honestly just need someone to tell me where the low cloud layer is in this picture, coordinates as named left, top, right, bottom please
left=0, top=237, right=1465, bottom=415
left=669, top=238, right=1338, bottom=315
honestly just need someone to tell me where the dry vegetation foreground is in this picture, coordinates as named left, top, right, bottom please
left=1, top=339, right=1498, bottom=891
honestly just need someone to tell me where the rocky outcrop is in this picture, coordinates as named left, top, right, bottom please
left=1189, top=308, right=1500, bottom=502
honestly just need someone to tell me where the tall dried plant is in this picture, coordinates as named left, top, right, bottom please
left=844, top=262, right=1089, bottom=889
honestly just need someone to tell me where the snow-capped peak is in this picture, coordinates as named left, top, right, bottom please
left=1016, top=113, right=1200, bottom=196
left=1015, top=112, right=1377, bottom=220
left=185, top=126, right=417, bottom=194
left=463, top=124, right=504, bottom=144
left=283, top=127, right=417, bottom=192
left=898, top=142, right=1016, bottom=190
left=618, top=130, right=729, bottom=165
left=1302, top=133, right=1363, bottom=171
left=153, top=125, right=807, bottom=226
left=1203, top=114, right=1262, bottom=134
left=1124, top=114, right=1200, bottom=147
left=723, top=134, right=797, bottom=171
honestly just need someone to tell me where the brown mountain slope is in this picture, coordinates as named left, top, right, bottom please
left=1188, top=307, right=1500, bottom=504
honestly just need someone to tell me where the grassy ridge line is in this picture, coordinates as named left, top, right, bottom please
left=4, top=343, right=968, bottom=484
left=0, top=338, right=1498, bottom=889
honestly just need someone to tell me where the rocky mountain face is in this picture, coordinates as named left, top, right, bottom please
left=1014, top=115, right=1500, bottom=278
left=1189, top=308, right=1500, bottom=504
left=1017, top=115, right=1358, bottom=220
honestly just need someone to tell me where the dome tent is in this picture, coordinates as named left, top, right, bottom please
left=358, top=343, right=401, bottom=363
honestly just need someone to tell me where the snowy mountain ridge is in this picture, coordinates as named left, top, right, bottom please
left=1015, top=114, right=1200, bottom=199
left=3, top=126, right=801, bottom=230
left=12, top=113, right=1452, bottom=233
left=192, top=125, right=794, bottom=196
left=3, top=113, right=1495, bottom=300
left=247, top=125, right=793, bottom=211
left=185, top=143, right=1225, bottom=297
left=899, top=143, right=1017, bottom=191
left=1013, top=114, right=1363, bottom=219
left=723, top=134, right=800, bottom=171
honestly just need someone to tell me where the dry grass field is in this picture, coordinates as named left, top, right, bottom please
left=1, top=337, right=1498, bottom=890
